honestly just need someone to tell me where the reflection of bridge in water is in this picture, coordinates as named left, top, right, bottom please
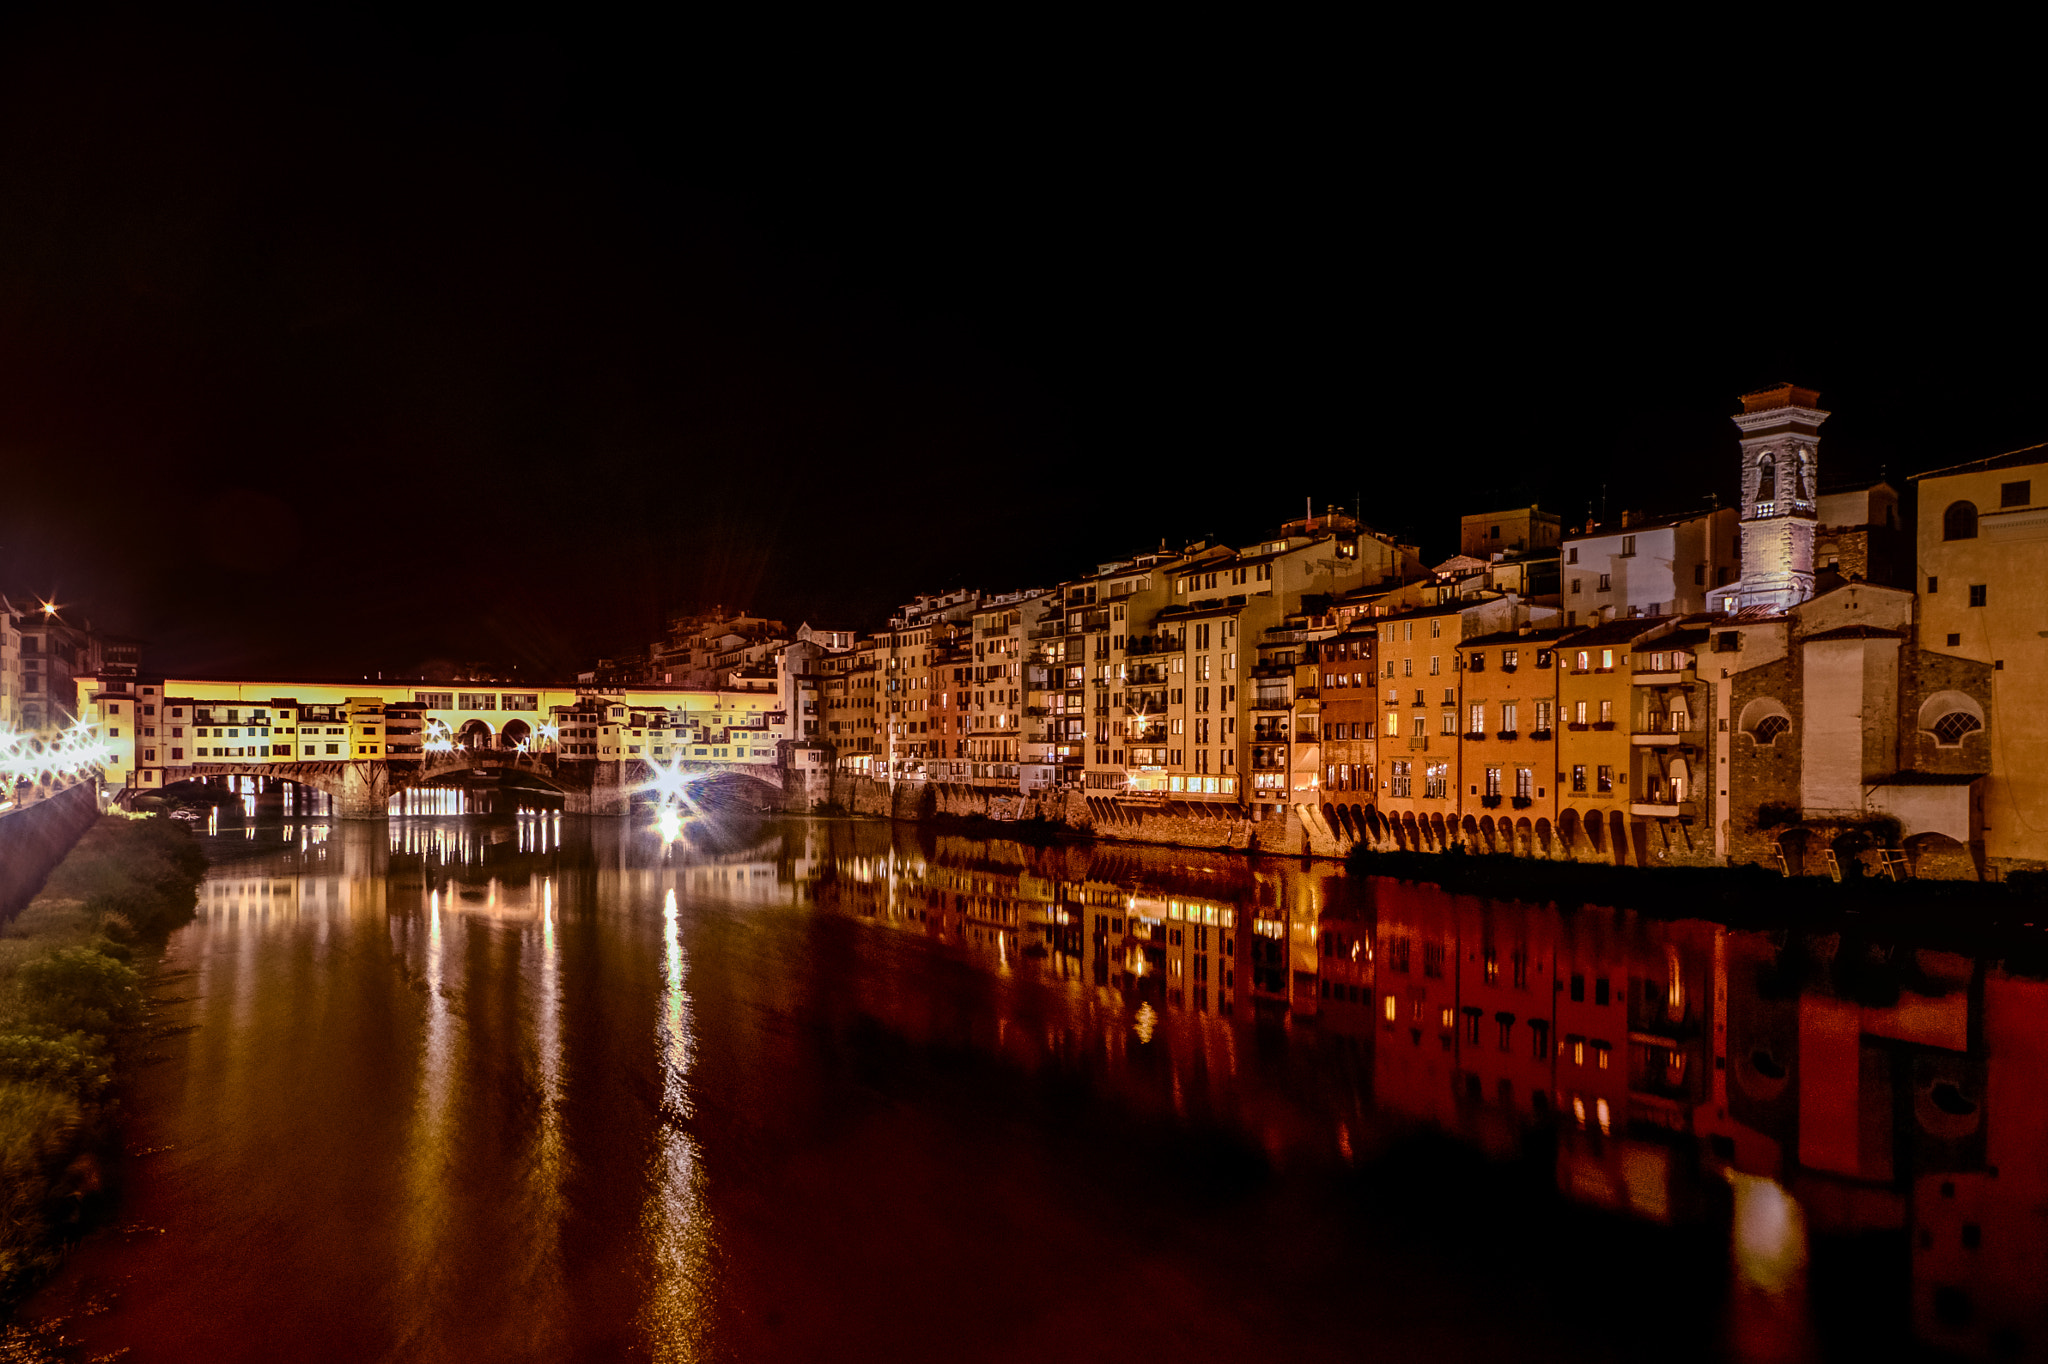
left=170, top=748, right=787, bottom=819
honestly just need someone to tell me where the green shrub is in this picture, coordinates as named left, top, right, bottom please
left=16, top=947, right=141, bottom=1035
left=0, top=1032, right=113, bottom=1101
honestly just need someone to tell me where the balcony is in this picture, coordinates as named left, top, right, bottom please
left=1630, top=798, right=1698, bottom=821
left=1479, top=794, right=1503, bottom=808
left=1250, top=697, right=1291, bottom=712
left=1633, top=671, right=1686, bottom=687
left=1630, top=728, right=1692, bottom=746
left=1463, top=731, right=1486, bottom=742
left=1408, top=735, right=1430, bottom=752
left=1592, top=721, right=1617, bottom=731
left=1529, top=728, right=1554, bottom=741
left=1128, top=728, right=1169, bottom=745
left=1252, top=727, right=1289, bottom=744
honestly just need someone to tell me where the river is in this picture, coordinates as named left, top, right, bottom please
left=16, top=811, right=2036, bottom=1361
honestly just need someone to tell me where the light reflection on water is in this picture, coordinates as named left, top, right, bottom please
left=17, top=813, right=2048, bottom=1362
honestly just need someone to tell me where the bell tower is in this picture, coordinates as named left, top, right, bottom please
left=1730, top=383, right=1827, bottom=615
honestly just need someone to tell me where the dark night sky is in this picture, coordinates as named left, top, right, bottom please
left=2, top=15, right=2039, bottom=679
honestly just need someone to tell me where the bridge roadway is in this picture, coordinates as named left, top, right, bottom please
left=173, top=749, right=787, bottom=818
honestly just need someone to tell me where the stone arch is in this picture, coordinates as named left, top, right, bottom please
left=1777, top=827, right=1814, bottom=877
left=1478, top=814, right=1497, bottom=852
left=1830, top=827, right=1878, bottom=881
left=1429, top=812, right=1449, bottom=847
left=1584, top=810, right=1606, bottom=854
left=1401, top=811, right=1421, bottom=848
left=1903, top=831, right=1976, bottom=880
left=1556, top=808, right=1579, bottom=853
left=1943, top=500, right=1978, bottom=541
left=458, top=719, right=495, bottom=749
left=1738, top=697, right=1792, bottom=748
left=1515, top=816, right=1534, bottom=857
left=1755, top=452, right=1776, bottom=504
left=1534, top=817, right=1553, bottom=856
left=1461, top=814, right=1480, bottom=847
left=1917, top=690, right=1985, bottom=748
left=500, top=718, right=532, bottom=750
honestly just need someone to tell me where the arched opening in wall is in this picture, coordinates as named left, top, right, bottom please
left=1755, top=453, right=1776, bottom=505
left=1354, top=804, right=1373, bottom=844
left=1739, top=697, right=1792, bottom=748
left=1830, top=828, right=1877, bottom=881
left=1943, top=500, right=1979, bottom=541
left=1583, top=811, right=1605, bottom=855
left=1903, top=831, right=1977, bottom=881
left=1430, top=812, right=1449, bottom=847
left=1610, top=811, right=1631, bottom=865
left=1777, top=827, right=1813, bottom=877
left=1625, top=816, right=1647, bottom=866
left=1817, top=540, right=1840, bottom=572
left=1321, top=802, right=1339, bottom=837
left=1534, top=817, right=1553, bottom=856
left=458, top=719, right=495, bottom=750
left=500, top=719, right=531, bottom=751
left=1515, top=816, right=1534, bottom=857
left=1917, top=691, right=1986, bottom=749
left=1460, top=814, right=1479, bottom=848
left=1556, top=809, right=1578, bottom=854
left=1478, top=814, right=1497, bottom=853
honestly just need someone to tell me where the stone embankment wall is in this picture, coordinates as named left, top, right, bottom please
left=0, top=784, right=101, bottom=922
left=809, top=771, right=1739, bottom=869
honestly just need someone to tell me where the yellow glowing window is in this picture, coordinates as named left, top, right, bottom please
left=1384, top=994, right=1398, bottom=1023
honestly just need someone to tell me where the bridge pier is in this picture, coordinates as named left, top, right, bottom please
left=338, top=761, right=392, bottom=820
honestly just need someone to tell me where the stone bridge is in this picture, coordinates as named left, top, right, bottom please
left=166, top=751, right=787, bottom=819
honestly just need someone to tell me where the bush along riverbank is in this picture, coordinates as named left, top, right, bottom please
left=0, top=815, right=206, bottom=1307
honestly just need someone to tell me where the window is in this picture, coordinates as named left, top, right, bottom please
left=1943, top=501, right=1979, bottom=540
left=1469, top=704, right=1484, bottom=733
left=1440, top=711, right=1457, bottom=736
left=1931, top=711, right=1983, bottom=745
left=1570, top=973, right=1585, bottom=1002
left=1534, top=700, right=1551, bottom=732
left=1567, top=547, right=1578, bottom=564
left=1389, top=761, right=1411, bottom=797
left=1599, top=700, right=1613, bottom=724
left=1484, top=767, right=1501, bottom=796
left=1928, top=576, right=1939, bottom=594
left=2002, top=480, right=2031, bottom=508
left=1597, top=573, right=1611, bottom=592
left=1754, top=715, right=1789, bottom=744
left=1597, top=765, right=1613, bottom=793
left=1620, top=535, right=1636, bottom=557
left=1515, top=768, right=1533, bottom=798
left=1500, top=702, right=1517, bottom=732
left=1571, top=765, right=1586, bottom=792
left=1424, top=760, right=1448, bottom=798
left=1969, top=584, right=1987, bottom=607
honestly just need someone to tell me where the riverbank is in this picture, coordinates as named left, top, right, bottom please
left=0, top=815, right=206, bottom=1308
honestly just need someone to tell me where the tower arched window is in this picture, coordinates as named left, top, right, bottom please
left=1943, top=501, right=1979, bottom=541
left=1755, top=455, right=1776, bottom=506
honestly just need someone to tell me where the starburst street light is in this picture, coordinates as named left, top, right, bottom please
left=640, top=754, right=703, bottom=846
left=0, top=717, right=116, bottom=793
left=422, top=719, right=456, bottom=754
